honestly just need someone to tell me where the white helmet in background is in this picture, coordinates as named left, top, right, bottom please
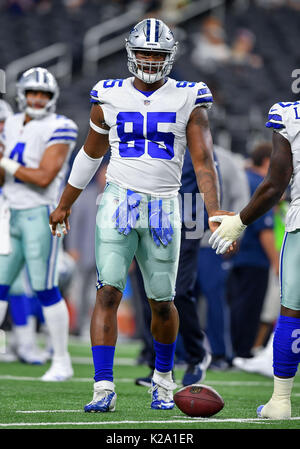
left=126, top=18, right=178, bottom=84
left=16, top=67, right=59, bottom=119
left=0, top=99, right=13, bottom=122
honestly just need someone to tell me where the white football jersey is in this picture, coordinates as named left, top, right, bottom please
left=266, top=100, right=300, bottom=231
left=2, top=112, right=77, bottom=209
left=90, top=77, right=213, bottom=197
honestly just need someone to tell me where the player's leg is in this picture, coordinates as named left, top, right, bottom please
left=257, top=231, right=300, bottom=419
left=21, top=206, right=72, bottom=381
left=0, top=215, right=25, bottom=326
left=85, top=182, right=139, bottom=412
left=136, top=195, right=181, bottom=410
left=9, top=268, right=46, bottom=364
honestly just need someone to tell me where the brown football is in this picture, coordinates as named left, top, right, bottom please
left=174, top=384, right=224, bottom=417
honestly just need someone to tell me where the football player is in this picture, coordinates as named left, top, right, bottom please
left=50, top=18, right=229, bottom=411
left=209, top=100, right=300, bottom=419
left=0, top=67, right=77, bottom=380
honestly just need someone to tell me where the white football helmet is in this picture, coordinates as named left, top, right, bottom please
left=126, top=18, right=178, bottom=84
left=0, top=99, right=13, bottom=122
left=16, top=67, right=59, bottom=119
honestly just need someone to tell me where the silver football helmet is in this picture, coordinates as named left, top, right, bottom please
left=16, top=67, right=59, bottom=119
left=0, top=99, right=13, bottom=122
left=126, top=18, right=178, bottom=84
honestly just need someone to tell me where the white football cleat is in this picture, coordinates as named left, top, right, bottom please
left=41, top=354, right=73, bottom=381
left=17, top=344, right=48, bottom=365
left=257, top=397, right=291, bottom=419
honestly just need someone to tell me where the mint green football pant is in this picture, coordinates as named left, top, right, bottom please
left=95, top=183, right=181, bottom=302
left=280, top=230, right=300, bottom=310
left=0, top=205, right=60, bottom=293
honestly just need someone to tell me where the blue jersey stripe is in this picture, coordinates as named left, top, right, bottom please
left=53, top=128, right=78, bottom=134
left=48, top=135, right=76, bottom=142
left=90, top=99, right=100, bottom=104
left=268, top=114, right=283, bottom=122
left=197, top=88, right=210, bottom=96
left=195, top=96, right=213, bottom=104
left=265, top=121, right=285, bottom=129
left=90, top=89, right=98, bottom=97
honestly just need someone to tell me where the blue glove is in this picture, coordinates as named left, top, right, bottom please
left=112, top=189, right=141, bottom=235
left=148, top=199, right=173, bottom=247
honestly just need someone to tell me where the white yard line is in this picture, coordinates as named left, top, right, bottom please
left=1, top=417, right=300, bottom=427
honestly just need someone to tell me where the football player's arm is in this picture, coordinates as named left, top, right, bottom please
left=240, top=131, right=293, bottom=225
left=9, top=143, right=70, bottom=187
left=208, top=132, right=293, bottom=255
left=186, top=107, right=231, bottom=233
left=49, top=104, right=110, bottom=236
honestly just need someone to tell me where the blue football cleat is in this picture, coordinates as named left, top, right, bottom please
left=257, top=405, right=264, bottom=417
left=149, top=372, right=177, bottom=410
left=84, top=381, right=116, bottom=413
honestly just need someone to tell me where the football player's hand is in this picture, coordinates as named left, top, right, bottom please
left=148, top=199, right=173, bottom=247
left=208, top=213, right=247, bottom=255
left=112, top=189, right=141, bottom=235
left=49, top=206, right=71, bottom=237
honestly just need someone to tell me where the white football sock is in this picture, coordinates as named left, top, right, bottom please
left=42, top=299, right=69, bottom=358
left=154, top=369, right=173, bottom=382
left=14, top=323, right=35, bottom=348
left=0, top=300, right=8, bottom=326
left=272, top=375, right=294, bottom=401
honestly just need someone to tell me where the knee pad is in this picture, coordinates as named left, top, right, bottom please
left=147, top=272, right=174, bottom=302
left=35, top=287, right=62, bottom=307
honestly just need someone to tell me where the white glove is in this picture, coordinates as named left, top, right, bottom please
left=49, top=222, right=67, bottom=237
left=208, top=214, right=247, bottom=255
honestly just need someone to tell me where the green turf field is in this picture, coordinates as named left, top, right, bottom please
left=0, top=337, right=299, bottom=430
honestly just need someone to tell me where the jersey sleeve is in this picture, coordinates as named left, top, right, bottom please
left=265, top=103, right=289, bottom=140
left=193, top=82, right=213, bottom=110
left=46, top=117, right=78, bottom=148
left=90, top=80, right=108, bottom=104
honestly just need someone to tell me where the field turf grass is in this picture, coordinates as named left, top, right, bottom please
left=0, top=337, right=299, bottom=433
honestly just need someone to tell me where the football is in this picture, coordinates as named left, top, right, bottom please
left=174, top=384, right=224, bottom=417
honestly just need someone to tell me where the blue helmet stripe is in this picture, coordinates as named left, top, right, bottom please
left=146, top=19, right=151, bottom=42
left=155, top=20, right=160, bottom=42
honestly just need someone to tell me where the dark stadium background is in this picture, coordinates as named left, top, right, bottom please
left=1, top=0, right=299, bottom=156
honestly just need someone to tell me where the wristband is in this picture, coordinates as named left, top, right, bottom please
left=0, top=157, right=21, bottom=176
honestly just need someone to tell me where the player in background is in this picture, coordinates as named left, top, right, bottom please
left=0, top=99, right=50, bottom=365
left=0, top=67, right=77, bottom=380
left=209, top=100, right=300, bottom=419
left=50, top=18, right=229, bottom=412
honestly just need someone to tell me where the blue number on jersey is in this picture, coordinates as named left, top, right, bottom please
left=9, top=142, right=26, bottom=183
left=147, top=112, right=176, bottom=160
left=294, top=107, right=300, bottom=120
left=117, top=112, right=145, bottom=157
left=176, top=81, right=196, bottom=88
left=117, top=112, right=176, bottom=159
left=103, top=79, right=124, bottom=88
